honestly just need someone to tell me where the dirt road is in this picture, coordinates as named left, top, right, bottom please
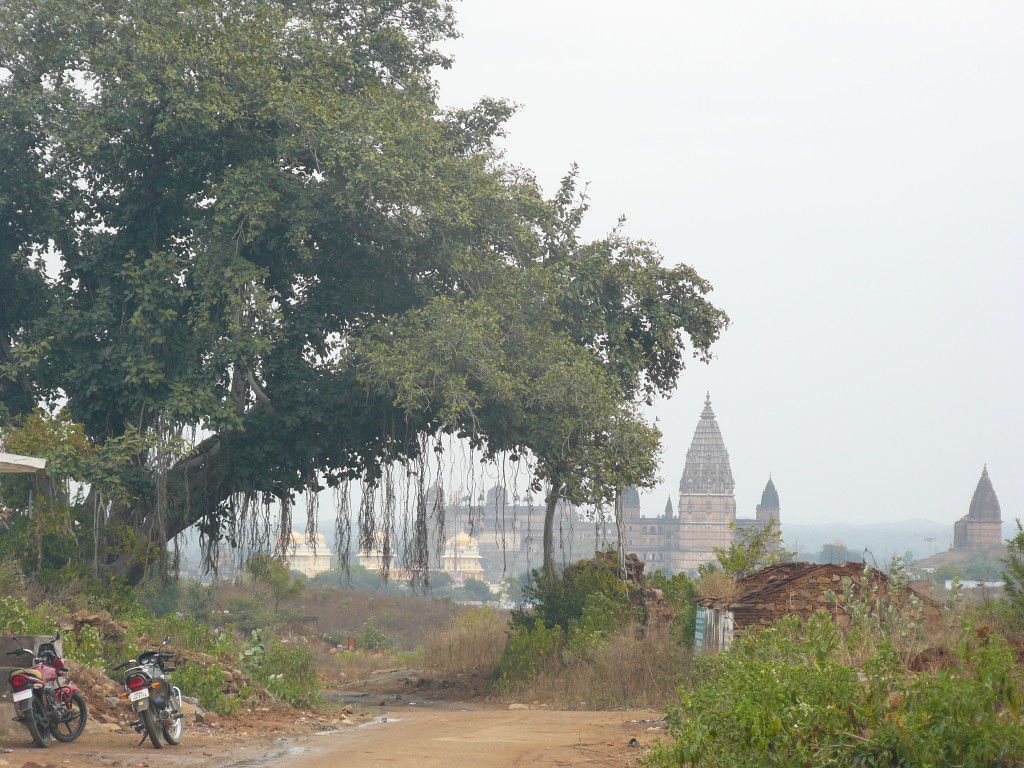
left=0, top=700, right=664, bottom=768
left=280, top=705, right=662, bottom=768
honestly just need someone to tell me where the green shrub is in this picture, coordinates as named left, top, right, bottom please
left=567, top=592, right=635, bottom=653
left=241, top=638, right=321, bottom=707
left=857, top=636, right=1024, bottom=766
left=495, top=617, right=563, bottom=686
left=172, top=658, right=234, bottom=714
left=648, top=615, right=1024, bottom=768
left=131, top=612, right=235, bottom=660
left=356, top=619, right=394, bottom=652
left=0, top=595, right=54, bottom=635
left=519, top=561, right=629, bottom=633
left=222, top=594, right=273, bottom=636
left=647, top=570, right=698, bottom=644
left=650, top=615, right=860, bottom=768
left=63, top=624, right=105, bottom=669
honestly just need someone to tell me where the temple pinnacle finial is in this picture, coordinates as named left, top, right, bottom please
left=700, top=392, right=716, bottom=420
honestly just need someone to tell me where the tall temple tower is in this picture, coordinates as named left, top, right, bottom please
left=953, top=466, right=1002, bottom=551
left=670, top=393, right=737, bottom=572
left=756, top=477, right=780, bottom=524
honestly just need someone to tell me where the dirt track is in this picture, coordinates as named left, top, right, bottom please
left=0, top=699, right=663, bottom=768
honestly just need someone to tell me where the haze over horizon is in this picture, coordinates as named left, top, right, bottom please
left=436, top=1, right=1023, bottom=529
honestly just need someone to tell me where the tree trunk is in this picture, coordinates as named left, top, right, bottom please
left=542, top=484, right=560, bottom=581
left=99, top=434, right=235, bottom=584
left=614, top=489, right=626, bottom=579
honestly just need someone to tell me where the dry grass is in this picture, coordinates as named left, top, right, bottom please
left=316, top=645, right=409, bottom=684
left=696, top=572, right=740, bottom=601
left=213, top=583, right=462, bottom=650
left=514, top=625, right=691, bottom=709
left=419, top=607, right=510, bottom=676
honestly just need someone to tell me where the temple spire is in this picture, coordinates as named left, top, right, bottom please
left=679, top=392, right=735, bottom=496
left=968, top=466, right=1001, bottom=521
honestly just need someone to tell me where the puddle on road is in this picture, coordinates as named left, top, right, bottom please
left=229, top=714, right=399, bottom=765
left=226, top=743, right=316, bottom=767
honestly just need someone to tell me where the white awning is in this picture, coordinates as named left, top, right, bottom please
left=0, top=452, right=47, bottom=474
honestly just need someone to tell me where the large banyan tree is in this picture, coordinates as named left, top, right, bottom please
left=0, top=0, right=728, bottom=584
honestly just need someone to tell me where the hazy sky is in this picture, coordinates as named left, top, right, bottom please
left=435, top=2, right=1024, bottom=528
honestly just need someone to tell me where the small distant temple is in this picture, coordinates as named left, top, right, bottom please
left=441, top=529, right=486, bottom=584
left=953, top=466, right=1002, bottom=551
left=623, top=394, right=780, bottom=574
left=280, top=531, right=332, bottom=578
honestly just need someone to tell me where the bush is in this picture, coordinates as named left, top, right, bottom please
left=857, top=636, right=1024, bottom=766
left=63, top=623, right=106, bottom=669
left=241, top=638, right=321, bottom=707
left=172, top=658, right=234, bottom=714
left=519, top=561, right=630, bottom=633
left=0, top=595, right=54, bottom=635
left=495, top=617, right=562, bottom=686
left=648, top=614, right=1024, bottom=768
left=356, top=619, right=394, bottom=652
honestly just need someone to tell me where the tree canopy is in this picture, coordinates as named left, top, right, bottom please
left=0, top=0, right=728, bottom=585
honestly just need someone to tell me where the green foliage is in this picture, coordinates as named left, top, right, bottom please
left=494, top=617, right=563, bottom=686
left=648, top=570, right=698, bottom=644
left=701, top=519, right=795, bottom=579
left=180, top=581, right=216, bottom=624
left=457, top=578, right=493, bottom=602
left=172, top=660, right=234, bottom=714
left=859, top=636, right=1024, bottom=767
left=648, top=614, right=1024, bottom=768
left=1001, top=519, right=1024, bottom=626
left=240, top=639, right=321, bottom=708
left=246, top=554, right=304, bottom=610
left=63, top=624, right=106, bottom=669
left=652, top=615, right=860, bottom=768
left=500, top=573, right=528, bottom=604
left=964, top=560, right=1001, bottom=581
left=0, top=595, right=54, bottom=635
left=498, top=557, right=642, bottom=687
left=223, top=595, right=273, bottom=636
left=356, top=619, right=395, bottom=652
left=518, top=561, right=631, bottom=633
left=0, top=0, right=726, bottom=589
left=566, top=592, right=634, bottom=653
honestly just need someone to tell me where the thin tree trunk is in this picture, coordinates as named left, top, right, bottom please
left=614, top=489, right=626, bottom=580
left=542, top=484, right=560, bottom=581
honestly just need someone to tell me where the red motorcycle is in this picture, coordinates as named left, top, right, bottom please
left=6, top=632, right=88, bottom=747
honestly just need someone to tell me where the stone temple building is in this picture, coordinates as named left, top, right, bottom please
left=423, top=485, right=606, bottom=581
left=953, top=466, right=1002, bottom=551
left=623, top=394, right=779, bottom=574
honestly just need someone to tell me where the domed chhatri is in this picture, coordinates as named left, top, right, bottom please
left=442, top=528, right=485, bottom=584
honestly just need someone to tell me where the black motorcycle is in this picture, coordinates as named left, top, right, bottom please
left=113, top=637, right=184, bottom=749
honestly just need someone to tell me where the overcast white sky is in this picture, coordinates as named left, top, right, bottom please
left=435, top=1, right=1024, bottom=528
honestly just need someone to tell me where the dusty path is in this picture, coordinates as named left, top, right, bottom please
left=279, top=706, right=662, bottom=768
left=0, top=700, right=663, bottom=768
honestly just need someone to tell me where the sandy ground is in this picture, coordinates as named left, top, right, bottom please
left=0, top=696, right=664, bottom=768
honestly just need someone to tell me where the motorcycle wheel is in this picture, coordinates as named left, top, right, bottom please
left=141, top=707, right=164, bottom=749
left=162, top=689, right=183, bottom=745
left=25, top=697, right=52, bottom=748
left=162, top=709, right=183, bottom=745
left=51, top=692, right=88, bottom=742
